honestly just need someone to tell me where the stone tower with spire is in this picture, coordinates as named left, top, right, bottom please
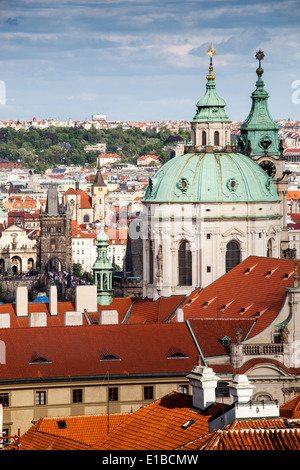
left=91, top=157, right=108, bottom=223
left=39, top=183, right=73, bottom=273
left=238, top=50, right=290, bottom=258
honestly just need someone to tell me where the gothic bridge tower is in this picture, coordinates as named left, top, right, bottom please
left=39, top=184, right=73, bottom=273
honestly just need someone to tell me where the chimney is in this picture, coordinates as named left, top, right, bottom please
left=75, top=285, right=97, bottom=313
left=229, top=374, right=256, bottom=404
left=15, top=286, right=28, bottom=317
left=29, top=311, right=47, bottom=327
left=49, top=285, right=57, bottom=316
left=64, top=311, right=83, bottom=326
left=176, top=308, right=184, bottom=322
left=0, top=314, right=10, bottom=329
left=187, top=366, right=219, bottom=410
left=100, top=310, right=118, bottom=325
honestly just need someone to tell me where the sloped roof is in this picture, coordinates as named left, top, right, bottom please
left=0, top=323, right=200, bottom=383
left=180, top=420, right=300, bottom=451
left=17, top=413, right=130, bottom=450
left=92, top=392, right=217, bottom=450
left=280, top=395, right=300, bottom=419
left=174, top=256, right=300, bottom=341
left=125, top=296, right=186, bottom=323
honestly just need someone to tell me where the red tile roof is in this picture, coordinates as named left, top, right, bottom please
left=174, top=256, right=300, bottom=341
left=280, top=395, right=300, bottom=419
left=0, top=323, right=200, bottom=382
left=182, top=426, right=300, bottom=450
left=92, top=392, right=213, bottom=450
left=17, top=413, right=130, bottom=450
left=126, top=296, right=186, bottom=323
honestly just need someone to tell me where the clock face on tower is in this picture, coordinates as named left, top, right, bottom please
left=259, top=160, right=276, bottom=178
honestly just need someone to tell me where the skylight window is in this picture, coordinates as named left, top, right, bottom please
left=57, top=420, right=67, bottom=429
left=181, top=419, right=195, bottom=429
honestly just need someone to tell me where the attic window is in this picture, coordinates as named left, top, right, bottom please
left=99, top=350, right=121, bottom=361
left=168, top=352, right=188, bottom=359
left=219, top=336, right=231, bottom=346
left=181, top=419, right=195, bottom=429
left=57, top=420, right=67, bottom=429
left=30, top=352, right=51, bottom=364
left=167, top=347, right=188, bottom=359
left=100, top=354, right=120, bottom=361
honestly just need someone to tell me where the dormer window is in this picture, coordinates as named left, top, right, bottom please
left=219, top=335, right=230, bottom=346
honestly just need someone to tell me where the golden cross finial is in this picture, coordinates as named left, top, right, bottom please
left=206, top=43, right=216, bottom=80
left=207, top=43, right=216, bottom=59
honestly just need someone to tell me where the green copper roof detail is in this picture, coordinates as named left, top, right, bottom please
left=192, top=43, right=230, bottom=123
left=142, top=151, right=280, bottom=204
left=238, top=50, right=280, bottom=157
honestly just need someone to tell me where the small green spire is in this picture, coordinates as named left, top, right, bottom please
left=192, top=44, right=230, bottom=123
left=92, top=226, right=113, bottom=305
left=239, top=50, right=280, bottom=157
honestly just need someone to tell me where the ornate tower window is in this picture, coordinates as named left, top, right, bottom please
left=214, top=130, right=220, bottom=146
left=202, top=131, right=207, bottom=146
left=178, top=241, right=192, bottom=286
left=226, top=240, right=240, bottom=272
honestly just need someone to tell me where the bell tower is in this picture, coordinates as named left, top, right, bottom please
left=188, top=44, right=232, bottom=153
left=238, top=50, right=290, bottom=258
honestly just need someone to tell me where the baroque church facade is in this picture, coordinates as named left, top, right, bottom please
left=141, top=46, right=289, bottom=301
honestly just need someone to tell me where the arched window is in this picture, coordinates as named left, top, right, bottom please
left=149, top=240, right=154, bottom=284
left=202, top=131, right=207, bottom=146
left=83, top=214, right=90, bottom=223
left=267, top=239, right=272, bottom=257
left=214, top=131, right=220, bottom=146
left=225, top=241, right=240, bottom=272
left=178, top=241, right=192, bottom=286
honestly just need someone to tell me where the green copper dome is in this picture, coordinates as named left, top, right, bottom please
left=143, top=46, right=280, bottom=205
left=142, top=151, right=280, bottom=203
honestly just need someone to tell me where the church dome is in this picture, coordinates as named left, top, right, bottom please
left=143, top=150, right=280, bottom=204
left=143, top=44, right=280, bottom=205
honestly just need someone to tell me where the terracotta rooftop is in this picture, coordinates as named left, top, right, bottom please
left=92, top=392, right=215, bottom=450
left=174, top=256, right=300, bottom=341
left=0, top=322, right=201, bottom=383
left=16, top=413, right=130, bottom=450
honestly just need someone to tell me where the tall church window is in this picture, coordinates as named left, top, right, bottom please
left=202, top=131, right=207, bottom=146
left=214, top=131, right=220, bottom=146
left=225, top=241, right=240, bottom=272
left=149, top=240, right=154, bottom=284
left=267, top=239, right=272, bottom=257
left=178, top=241, right=192, bottom=286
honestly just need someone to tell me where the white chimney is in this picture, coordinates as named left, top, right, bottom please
left=15, top=286, right=28, bottom=317
left=75, top=285, right=97, bottom=312
left=176, top=308, right=184, bottom=322
left=49, top=285, right=57, bottom=316
left=229, top=374, right=256, bottom=403
left=64, top=311, right=83, bottom=326
left=100, top=310, right=118, bottom=325
left=187, top=366, right=219, bottom=410
left=29, top=311, right=47, bottom=328
left=0, top=314, right=10, bottom=329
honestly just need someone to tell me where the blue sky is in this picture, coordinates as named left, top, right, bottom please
left=0, top=0, right=299, bottom=122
